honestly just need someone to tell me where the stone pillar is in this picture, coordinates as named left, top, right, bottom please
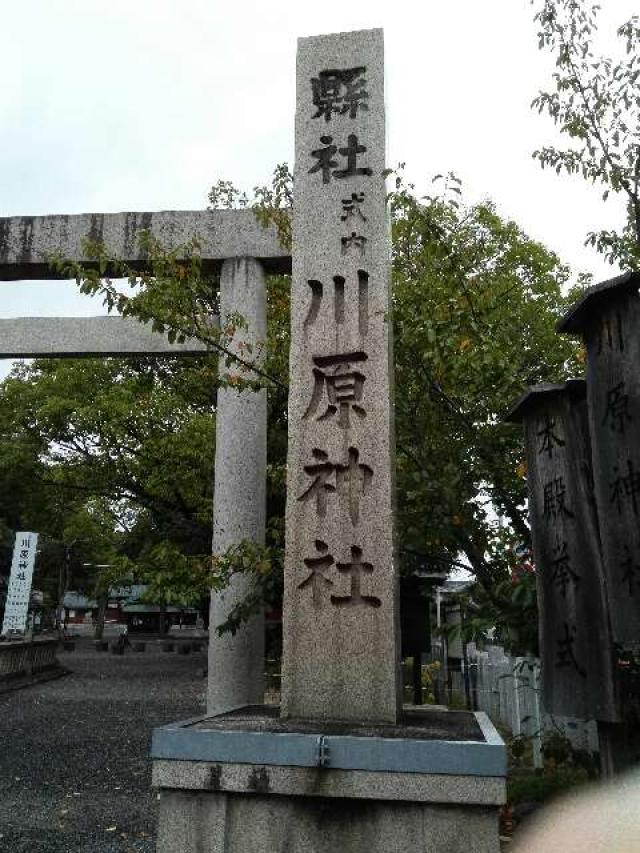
left=507, top=380, right=617, bottom=723
left=207, top=257, right=266, bottom=715
left=152, top=35, right=506, bottom=853
left=281, top=29, right=400, bottom=723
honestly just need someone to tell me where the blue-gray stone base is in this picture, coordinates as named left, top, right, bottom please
left=152, top=707, right=505, bottom=852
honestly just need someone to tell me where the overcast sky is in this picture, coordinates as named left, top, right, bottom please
left=0, top=0, right=636, bottom=380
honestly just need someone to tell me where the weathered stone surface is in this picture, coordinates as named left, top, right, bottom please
left=0, top=209, right=290, bottom=280
left=281, top=29, right=400, bottom=723
left=208, top=257, right=266, bottom=715
left=152, top=759, right=506, bottom=805
left=507, top=381, right=617, bottom=721
left=186, top=704, right=484, bottom=740
left=0, top=638, right=60, bottom=681
left=156, top=789, right=501, bottom=853
left=0, top=315, right=211, bottom=357
left=559, top=272, right=640, bottom=649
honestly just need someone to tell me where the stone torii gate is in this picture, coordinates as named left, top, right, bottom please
left=0, top=207, right=290, bottom=714
left=2, top=30, right=506, bottom=852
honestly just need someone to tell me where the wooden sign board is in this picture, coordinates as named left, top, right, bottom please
left=559, top=272, right=640, bottom=650
left=508, top=382, right=617, bottom=721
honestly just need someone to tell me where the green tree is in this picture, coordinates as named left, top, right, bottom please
left=0, top=165, right=581, bottom=651
left=0, top=355, right=217, bottom=625
left=0, top=388, right=106, bottom=612
left=0, top=272, right=288, bottom=633
left=388, top=171, right=582, bottom=651
left=532, top=0, right=640, bottom=268
left=0, top=356, right=216, bottom=551
left=391, top=171, right=581, bottom=586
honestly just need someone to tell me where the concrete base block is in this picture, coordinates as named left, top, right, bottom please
left=156, top=788, right=500, bottom=853
left=152, top=707, right=505, bottom=852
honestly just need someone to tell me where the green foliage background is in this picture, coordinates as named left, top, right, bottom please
left=3, top=0, right=639, bottom=650
left=0, top=167, right=581, bottom=649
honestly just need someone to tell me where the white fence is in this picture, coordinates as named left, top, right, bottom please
left=467, top=644, right=541, bottom=736
left=438, top=643, right=599, bottom=764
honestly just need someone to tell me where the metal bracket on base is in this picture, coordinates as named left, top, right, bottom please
left=315, top=735, right=330, bottom=768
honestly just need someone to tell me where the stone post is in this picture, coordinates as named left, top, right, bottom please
left=281, top=29, right=400, bottom=722
left=507, top=381, right=617, bottom=722
left=208, top=257, right=266, bottom=715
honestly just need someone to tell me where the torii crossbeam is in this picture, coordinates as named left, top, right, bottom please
left=0, top=206, right=291, bottom=714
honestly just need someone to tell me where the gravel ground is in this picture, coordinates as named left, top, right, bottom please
left=0, top=638, right=206, bottom=853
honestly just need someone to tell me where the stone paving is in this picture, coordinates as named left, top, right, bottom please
left=0, top=638, right=206, bottom=852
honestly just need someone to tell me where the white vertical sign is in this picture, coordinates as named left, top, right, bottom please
left=1, top=532, right=38, bottom=635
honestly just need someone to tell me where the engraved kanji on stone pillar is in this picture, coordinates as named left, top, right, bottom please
left=281, top=29, right=400, bottom=723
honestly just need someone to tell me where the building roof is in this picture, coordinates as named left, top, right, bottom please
left=62, top=591, right=97, bottom=609
left=505, top=378, right=586, bottom=423
left=122, top=603, right=198, bottom=614
left=109, top=584, right=148, bottom=601
left=558, top=270, right=640, bottom=334
left=63, top=585, right=198, bottom=612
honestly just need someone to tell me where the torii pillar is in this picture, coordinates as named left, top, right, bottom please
left=0, top=208, right=286, bottom=712
left=208, top=257, right=267, bottom=714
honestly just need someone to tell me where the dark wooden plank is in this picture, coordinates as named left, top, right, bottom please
left=509, top=382, right=617, bottom=721
left=571, top=285, right=640, bottom=649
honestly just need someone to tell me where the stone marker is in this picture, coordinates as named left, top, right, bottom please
left=281, top=27, right=400, bottom=723
left=152, top=30, right=505, bottom=853
left=507, top=381, right=617, bottom=722
left=558, top=272, right=640, bottom=649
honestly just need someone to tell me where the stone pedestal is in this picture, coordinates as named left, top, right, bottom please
left=152, top=706, right=505, bottom=853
